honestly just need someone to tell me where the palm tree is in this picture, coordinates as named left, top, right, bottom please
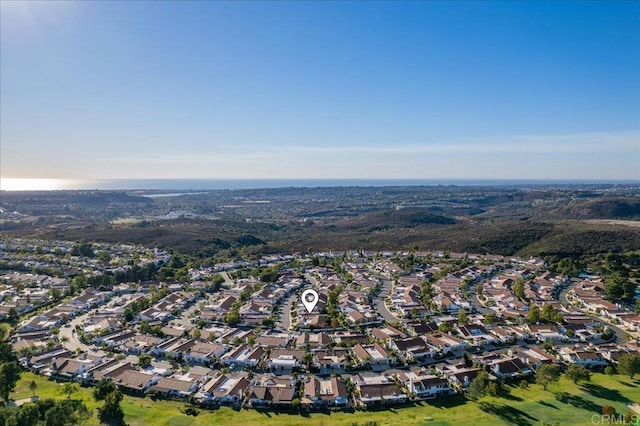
left=29, top=380, right=37, bottom=397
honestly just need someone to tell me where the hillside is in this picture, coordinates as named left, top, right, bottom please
left=558, top=197, right=640, bottom=220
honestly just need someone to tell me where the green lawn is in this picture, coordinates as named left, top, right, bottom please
left=10, top=372, right=640, bottom=425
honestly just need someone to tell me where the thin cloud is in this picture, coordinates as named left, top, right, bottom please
left=287, top=131, right=638, bottom=155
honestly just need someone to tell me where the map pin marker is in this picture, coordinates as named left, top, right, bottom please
left=301, top=289, right=319, bottom=314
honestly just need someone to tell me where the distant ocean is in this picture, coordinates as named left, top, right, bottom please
left=1, top=178, right=638, bottom=191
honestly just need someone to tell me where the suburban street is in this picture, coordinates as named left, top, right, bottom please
left=559, top=279, right=630, bottom=343
left=373, top=278, right=403, bottom=324
left=275, top=293, right=296, bottom=331
left=59, top=311, right=94, bottom=353
left=470, top=286, right=494, bottom=315
left=59, top=295, right=129, bottom=353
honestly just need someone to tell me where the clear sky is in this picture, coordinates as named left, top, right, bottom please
left=1, top=0, right=639, bottom=181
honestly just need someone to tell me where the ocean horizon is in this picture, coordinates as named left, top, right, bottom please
left=2, top=178, right=639, bottom=192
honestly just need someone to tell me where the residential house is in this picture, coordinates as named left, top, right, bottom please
left=390, top=337, right=435, bottom=361
left=148, top=377, right=199, bottom=398
left=354, top=373, right=408, bottom=407
left=303, top=376, right=350, bottom=407
left=247, top=376, right=298, bottom=407
left=397, top=370, right=451, bottom=399
left=490, top=357, right=533, bottom=380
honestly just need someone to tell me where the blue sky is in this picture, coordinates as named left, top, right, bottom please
left=1, top=1, right=639, bottom=180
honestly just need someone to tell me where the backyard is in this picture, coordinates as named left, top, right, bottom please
left=10, top=372, right=640, bottom=426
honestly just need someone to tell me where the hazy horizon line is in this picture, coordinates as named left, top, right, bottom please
left=2, top=177, right=639, bottom=192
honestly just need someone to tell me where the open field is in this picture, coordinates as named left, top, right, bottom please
left=10, top=372, right=640, bottom=426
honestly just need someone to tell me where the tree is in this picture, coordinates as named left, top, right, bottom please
left=303, top=351, right=313, bottom=368
left=536, top=364, right=560, bottom=391
left=438, top=321, right=453, bottom=333
left=61, top=382, right=79, bottom=400
left=527, top=306, right=540, bottom=324
left=519, top=380, right=529, bottom=392
left=213, top=274, right=225, bottom=287
left=98, top=388, right=125, bottom=426
left=29, top=380, right=38, bottom=397
left=484, top=313, right=497, bottom=325
left=513, top=278, right=526, bottom=300
left=458, top=308, right=468, bottom=325
left=565, top=364, right=591, bottom=384
left=0, top=362, right=21, bottom=402
left=617, top=353, right=640, bottom=379
left=486, top=382, right=500, bottom=398
left=94, top=379, right=125, bottom=426
left=541, top=341, right=555, bottom=353
left=123, top=309, right=134, bottom=323
left=463, top=352, right=473, bottom=368
left=0, top=327, right=15, bottom=363
left=45, top=402, right=75, bottom=426
left=76, top=403, right=93, bottom=426
left=604, top=272, right=636, bottom=303
left=192, top=329, right=202, bottom=340
left=225, top=309, right=240, bottom=326
left=465, top=371, right=490, bottom=401
left=604, top=366, right=615, bottom=376
left=259, top=266, right=279, bottom=283
left=540, top=305, right=563, bottom=324
left=137, top=354, right=152, bottom=368
left=13, top=403, right=40, bottom=426
left=8, top=307, right=18, bottom=323
left=93, top=379, right=117, bottom=401
left=71, top=242, right=95, bottom=258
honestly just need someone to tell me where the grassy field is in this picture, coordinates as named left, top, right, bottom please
left=10, top=372, right=640, bottom=426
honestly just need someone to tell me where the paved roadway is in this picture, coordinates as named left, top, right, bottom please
left=559, top=279, right=629, bottom=343
left=469, top=287, right=494, bottom=315
left=275, top=275, right=316, bottom=332
left=59, top=311, right=95, bottom=353
left=373, top=278, right=404, bottom=324
left=276, top=293, right=297, bottom=331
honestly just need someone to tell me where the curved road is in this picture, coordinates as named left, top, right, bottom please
left=374, top=278, right=404, bottom=324
left=559, top=281, right=629, bottom=343
left=59, top=312, right=93, bottom=353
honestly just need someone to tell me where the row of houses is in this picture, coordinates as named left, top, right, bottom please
left=570, top=280, right=640, bottom=333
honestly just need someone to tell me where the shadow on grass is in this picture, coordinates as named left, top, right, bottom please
left=555, top=392, right=601, bottom=413
left=500, top=391, right=523, bottom=402
left=538, top=400, right=559, bottom=410
left=257, top=409, right=272, bottom=418
left=424, top=394, right=468, bottom=409
left=478, top=402, right=537, bottom=426
left=619, top=381, right=637, bottom=388
left=582, top=383, right=631, bottom=404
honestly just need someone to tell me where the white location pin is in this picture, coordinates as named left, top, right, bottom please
left=301, top=289, right=319, bottom=314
